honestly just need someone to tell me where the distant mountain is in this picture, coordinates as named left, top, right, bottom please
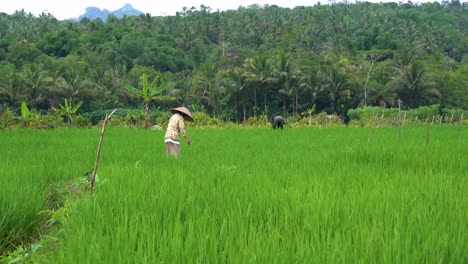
left=76, top=3, right=143, bottom=21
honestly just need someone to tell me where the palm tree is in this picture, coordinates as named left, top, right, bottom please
left=51, top=69, right=93, bottom=104
left=324, top=67, right=350, bottom=113
left=242, top=56, right=277, bottom=115
left=0, top=71, right=25, bottom=107
left=367, top=82, right=396, bottom=108
left=220, top=67, right=245, bottom=123
left=191, top=63, right=221, bottom=116
left=298, top=66, right=324, bottom=108
left=274, top=53, right=299, bottom=116
left=90, top=66, right=126, bottom=109
left=390, top=60, right=439, bottom=108
left=124, top=74, right=172, bottom=128
left=23, top=64, right=48, bottom=109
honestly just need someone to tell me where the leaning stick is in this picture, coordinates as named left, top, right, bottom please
left=368, top=109, right=380, bottom=144
left=426, top=117, right=431, bottom=145
left=398, top=116, right=402, bottom=144
left=90, top=109, right=118, bottom=192
left=426, top=111, right=434, bottom=145
left=457, top=113, right=464, bottom=140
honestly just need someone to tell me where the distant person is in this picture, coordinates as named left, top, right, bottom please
left=270, top=114, right=285, bottom=129
left=165, top=107, right=194, bottom=157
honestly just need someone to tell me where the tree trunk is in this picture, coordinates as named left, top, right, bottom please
left=145, top=102, right=150, bottom=129
left=253, top=85, right=257, bottom=111
left=234, top=95, right=238, bottom=124
left=283, top=97, right=286, bottom=117
left=295, top=91, right=299, bottom=116
left=243, top=105, right=246, bottom=123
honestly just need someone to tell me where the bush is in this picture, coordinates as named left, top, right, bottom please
left=441, top=108, right=467, bottom=124
left=407, top=104, right=441, bottom=121
left=0, top=108, right=17, bottom=128
left=348, top=107, right=414, bottom=127
left=245, top=114, right=269, bottom=127
left=72, top=115, right=91, bottom=128
left=156, top=112, right=170, bottom=128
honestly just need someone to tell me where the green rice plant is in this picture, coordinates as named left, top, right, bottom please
left=0, top=128, right=99, bottom=254
left=49, top=126, right=467, bottom=263
left=1, top=126, right=466, bottom=263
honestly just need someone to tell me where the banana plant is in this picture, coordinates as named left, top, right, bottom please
left=190, top=103, right=200, bottom=113
left=20, top=101, right=44, bottom=127
left=53, top=98, right=83, bottom=124
left=21, top=101, right=31, bottom=119
left=124, top=73, right=174, bottom=128
left=306, top=105, right=316, bottom=125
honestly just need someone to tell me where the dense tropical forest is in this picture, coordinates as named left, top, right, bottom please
left=0, top=1, right=467, bottom=125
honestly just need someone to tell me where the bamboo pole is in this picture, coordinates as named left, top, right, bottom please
left=90, top=109, right=117, bottom=192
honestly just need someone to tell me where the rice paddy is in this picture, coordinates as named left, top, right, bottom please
left=0, top=126, right=467, bottom=263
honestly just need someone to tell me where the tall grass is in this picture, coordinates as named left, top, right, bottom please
left=0, top=129, right=97, bottom=253
left=1, top=126, right=467, bottom=262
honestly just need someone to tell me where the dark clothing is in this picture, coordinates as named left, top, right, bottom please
left=270, top=115, right=285, bottom=129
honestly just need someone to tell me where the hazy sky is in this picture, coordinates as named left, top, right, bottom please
left=1, top=0, right=436, bottom=20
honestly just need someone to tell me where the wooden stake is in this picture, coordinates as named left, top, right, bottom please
left=398, top=117, right=402, bottom=144
left=426, top=118, right=431, bottom=145
left=90, top=109, right=117, bottom=192
left=426, top=112, right=432, bottom=145
left=368, top=109, right=380, bottom=144
left=457, top=113, right=464, bottom=140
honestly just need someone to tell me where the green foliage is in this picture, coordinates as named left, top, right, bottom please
left=124, top=73, right=173, bottom=128
left=187, top=112, right=224, bottom=128
left=406, top=104, right=441, bottom=120
left=245, top=114, right=269, bottom=127
left=0, top=108, right=17, bottom=128
left=156, top=111, right=170, bottom=128
left=52, top=99, right=83, bottom=124
left=0, top=2, right=466, bottom=123
left=36, top=30, right=80, bottom=57
left=347, top=105, right=454, bottom=127
left=20, top=101, right=30, bottom=119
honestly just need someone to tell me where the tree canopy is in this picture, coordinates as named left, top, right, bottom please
left=0, top=1, right=466, bottom=121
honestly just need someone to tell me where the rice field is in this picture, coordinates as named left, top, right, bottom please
left=0, top=126, right=467, bottom=263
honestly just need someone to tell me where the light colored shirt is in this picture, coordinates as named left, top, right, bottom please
left=164, top=113, right=187, bottom=142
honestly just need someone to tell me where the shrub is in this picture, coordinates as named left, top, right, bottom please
left=72, top=115, right=91, bottom=128
left=0, top=108, right=17, bottom=128
left=245, top=114, right=269, bottom=127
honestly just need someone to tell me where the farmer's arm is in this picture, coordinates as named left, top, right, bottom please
left=179, top=117, right=190, bottom=144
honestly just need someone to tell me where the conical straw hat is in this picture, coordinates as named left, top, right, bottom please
left=170, top=107, right=194, bottom=122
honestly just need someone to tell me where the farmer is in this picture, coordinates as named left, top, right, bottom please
left=165, top=107, right=194, bottom=157
left=270, top=114, right=286, bottom=129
